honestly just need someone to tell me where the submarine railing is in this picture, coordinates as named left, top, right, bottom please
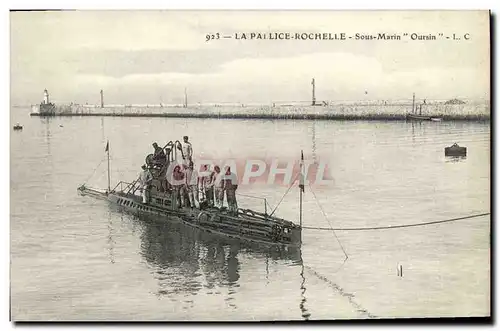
left=111, top=180, right=140, bottom=195
left=236, top=193, right=270, bottom=216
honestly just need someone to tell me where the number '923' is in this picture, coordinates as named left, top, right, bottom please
left=206, top=33, right=220, bottom=41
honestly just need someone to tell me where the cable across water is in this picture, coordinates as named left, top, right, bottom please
left=301, top=212, right=490, bottom=231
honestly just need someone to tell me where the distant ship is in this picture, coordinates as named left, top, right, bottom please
left=406, top=93, right=442, bottom=121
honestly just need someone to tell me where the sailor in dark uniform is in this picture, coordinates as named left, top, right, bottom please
left=152, top=142, right=167, bottom=167
left=222, top=166, right=238, bottom=214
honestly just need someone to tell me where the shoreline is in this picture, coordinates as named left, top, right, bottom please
left=29, top=112, right=490, bottom=121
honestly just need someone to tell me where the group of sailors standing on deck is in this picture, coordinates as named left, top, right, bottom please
left=150, top=136, right=192, bottom=168
left=138, top=136, right=239, bottom=214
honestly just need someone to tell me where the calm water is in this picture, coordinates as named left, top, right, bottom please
left=10, top=108, right=490, bottom=321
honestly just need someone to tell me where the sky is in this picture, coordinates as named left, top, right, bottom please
left=10, top=10, right=490, bottom=106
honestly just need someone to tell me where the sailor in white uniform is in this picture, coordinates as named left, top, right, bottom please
left=181, top=135, right=193, bottom=164
left=184, top=161, right=200, bottom=209
left=138, top=164, right=153, bottom=204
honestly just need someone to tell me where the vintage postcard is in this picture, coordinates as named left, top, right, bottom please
left=10, top=10, right=490, bottom=321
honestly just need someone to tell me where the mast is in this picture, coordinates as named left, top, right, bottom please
left=100, top=89, right=104, bottom=108
left=311, top=78, right=316, bottom=106
left=106, top=140, right=110, bottom=192
left=299, top=150, right=304, bottom=227
left=184, top=88, right=188, bottom=108
left=412, top=93, right=415, bottom=114
left=297, top=149, right=309, bottom=320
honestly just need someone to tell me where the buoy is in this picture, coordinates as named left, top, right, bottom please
left=445, top=143, right=467, bottom=157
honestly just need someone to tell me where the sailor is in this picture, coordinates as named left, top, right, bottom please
left=222, top=166, right=239, bottom=214
left=184, top=160, right=200, bottom=209
left=172, top=164, right=186, bottom=208
left=138, top=164, right=153, bottom=204
left=213, top=165, right=224, bottom=208
left=199, top=164, right=215, bottom=207
left=197, top=164, right=207, bottom=204
left=178, top=136, right=193, bottom=164
left=152, top=142, right=167, bottom=167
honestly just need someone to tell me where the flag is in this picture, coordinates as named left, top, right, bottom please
left=299, top=150, right=305, bottom=193
left=105, top=141, right=109, bottom=152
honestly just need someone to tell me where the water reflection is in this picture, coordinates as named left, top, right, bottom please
left=411, top=121, right=415, bottom=143
left=41, top=117, right=52, bottom=155
left=100, top=117, right=105, bottom=143
left=311, top=121, right=317, bottom=164
left=139, top=219, right=202, bottom=298
left=135, top=214, right=302, bottom=301
left=225, top=244, right=240, bottom=309
left=410, top=121, right=424, bottom=144
left=299, top=262, right=311, bottom=320
left=107, top=211, right=116, bottom=264
left=40, top=117, right=54, bottom=196
left=445, top=156, right=467, bottom=163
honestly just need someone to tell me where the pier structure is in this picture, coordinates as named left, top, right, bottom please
left=28, top=88, right=488, bottom=121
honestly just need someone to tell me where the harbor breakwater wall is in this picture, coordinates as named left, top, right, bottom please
left=30, top=101, right=490, bottom=121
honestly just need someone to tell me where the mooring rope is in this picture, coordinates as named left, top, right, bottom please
left=269, top=171, right=300, bottom=217
left=301, top=212, right=490, bottom=231
left=308, top=182, right=349, bottom=260
left=81, top=157, right=106, bottom=185
left=303, top=265, right=377, bottom=318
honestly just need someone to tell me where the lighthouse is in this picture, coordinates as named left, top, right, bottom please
left=39, top=88, right=55, bottom=114
left=43, top=89, right=50, bottom=104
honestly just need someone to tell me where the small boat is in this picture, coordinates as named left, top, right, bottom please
left=406, top=113, right=431, bottom=121
left=406, top=93, right=442, bottom=121
left=407, top=114, right=443, bottom=121
left=78, top=140, right=305, bottom=247
left=13, top=123, right=23, bottom=130
left=445, top=143, right=467, bottom=157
